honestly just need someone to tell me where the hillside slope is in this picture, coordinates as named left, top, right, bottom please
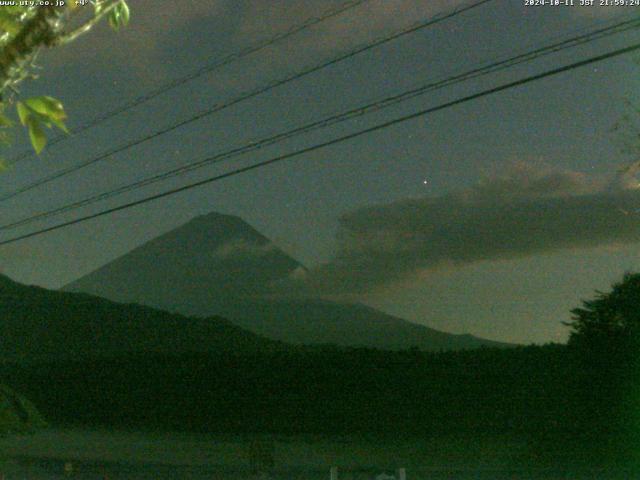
left=64, top=212, right=510, bottom=351
left=0, top=274, right=277, bottom=362
left=212, top=299, right=509, bottom=350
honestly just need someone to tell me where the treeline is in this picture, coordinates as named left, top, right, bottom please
left=2, top=341, right=637, bottom=468
left=0, top=344, right=573, bottom=434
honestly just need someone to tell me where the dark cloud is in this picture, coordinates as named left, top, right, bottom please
left=47, top=1, right=231, bottom=83
left=236, top=0, right=459, bottom=55
left=283, top=163, right=640, bottom=295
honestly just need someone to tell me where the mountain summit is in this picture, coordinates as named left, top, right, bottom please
left=65, top=212, right=302, bottom=314
left=64, top=212, right=509, bottom=351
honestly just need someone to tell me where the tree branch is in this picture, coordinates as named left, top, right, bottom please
left=53, top=1, right=122, bottom=46
left=0, top=6, right=66, bottom=96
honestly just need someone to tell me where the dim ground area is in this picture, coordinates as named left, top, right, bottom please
left=0, top=429, right=636, bottom=479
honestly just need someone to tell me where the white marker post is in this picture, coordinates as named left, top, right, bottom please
left=397, top=467, right=406, bottom=480
left=330, top=466, right=339, bottom=480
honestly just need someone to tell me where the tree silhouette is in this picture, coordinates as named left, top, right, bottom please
left=567, top=272, right=640, bottom=357
left=563, top=272, right=640, bottom=468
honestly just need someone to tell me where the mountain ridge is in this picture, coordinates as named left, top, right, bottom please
left=0, top=273, right=279, bottom=363
left=63, top=211, right=512, bottom=351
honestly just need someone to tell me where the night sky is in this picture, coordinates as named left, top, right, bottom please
left=1, top=0, right=639, bottom=344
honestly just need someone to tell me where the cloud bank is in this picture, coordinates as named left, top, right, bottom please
left=283, top=162, right=640, bottom=295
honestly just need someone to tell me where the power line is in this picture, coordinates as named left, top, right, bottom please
left=4, top=0, right=372, bottom=166
left=1, top=40, right=638, bottom=246
left=0, top=0, right=493, bottom=202
left=1, top=15, right=638, bottom=232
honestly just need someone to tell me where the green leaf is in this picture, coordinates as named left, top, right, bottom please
left=119, top=1, right=130, bottom=26
left=108, top=1, right=130, bottom=31
left=0, top=7, right=36, bottom=39
left=26, top=117, right=46, bottom=154
left=24, top=96, right=67, bottom=122
left=49, top=117, right=69, bottom=134
left=0, top=15, right=23, bottom=36
left=16, top=102, right=30, bottom=126
left=17, top=97, right=68, bottom=142
left=108, top=10, right=119, bottom=30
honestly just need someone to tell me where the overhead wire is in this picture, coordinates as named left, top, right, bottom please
left=1, top=14, right=638, bottom=232
left=1, top=39, right=638, bottom=245
left=0, top=0, right=494, bottom=202
left=4, top=0, right=373, bottom=166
